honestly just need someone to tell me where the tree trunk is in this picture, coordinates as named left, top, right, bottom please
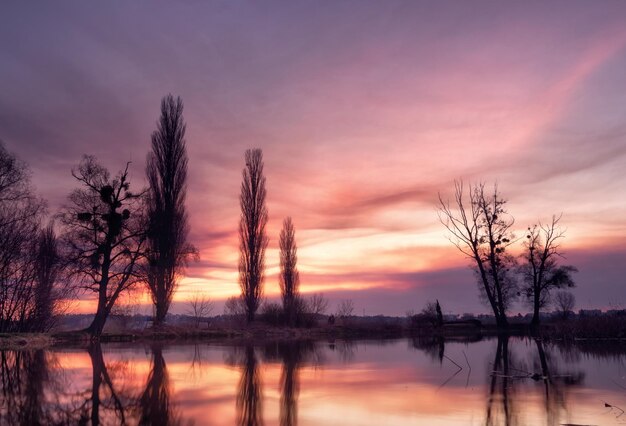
left=154, top=296, right=168, bottom=327
left=531, top=294, right=541, bottom=330
left=85, top=287, right=108, bottom=339
left=496, top=311, right=509, bottom=329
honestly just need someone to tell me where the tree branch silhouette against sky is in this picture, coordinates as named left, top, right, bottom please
left=1, top=1, right=625, bottom=315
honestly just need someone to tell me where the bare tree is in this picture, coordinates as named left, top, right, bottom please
left=336, top=299, right=354, bottom=317
left=58, top=156, right=146, bottom=338
left=186, top=292, right=214, bottom=327
left=279, top=217, right=300, bottom=325
left=418, top=300, right=443, bottom=327
left=0, top=141, right=46, bottom=332
left=554, top=291, right=575, bottom=320
left=307, top=293, right=329, bottom=316
left=238, top=149, right=268, bottom=323
left=519, top=215, right=577, bottom=328
left=145, top=94, right=197, bottom=327
left=224, top=295, right=246, bottom=317
left=438, top=181, right=517, bottom=328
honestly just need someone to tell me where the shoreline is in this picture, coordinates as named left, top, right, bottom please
left=2, top=322, right=626, bottom=350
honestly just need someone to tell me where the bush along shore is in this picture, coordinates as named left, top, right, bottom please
left=2, top=310, right=625, bottom=350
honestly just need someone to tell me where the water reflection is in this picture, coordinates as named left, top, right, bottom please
left=0, top=350, right=48, bottom=424
left=139, top=344, right=181, bottom=426
left=87, top=343, right=135, bottom=425
left=0, top=338, right=623, bottom=425
left=482, top=336, right=587, bottom=426
left=263, top=341, right=318, bottom=426
left=236, top=346, right=263, bottom=426
left=485, top=336, right=515, bottom=426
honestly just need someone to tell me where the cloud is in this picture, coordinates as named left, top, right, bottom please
left=1, top=1, right=625, bottom=315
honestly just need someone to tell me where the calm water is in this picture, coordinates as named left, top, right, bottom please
left=1, top=337, right=625, bottom=425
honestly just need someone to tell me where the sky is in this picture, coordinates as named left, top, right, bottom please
left=1, top=1, right=625, bottom=316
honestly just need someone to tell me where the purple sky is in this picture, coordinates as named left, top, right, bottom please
left=1, top=1, right=625, bottom=315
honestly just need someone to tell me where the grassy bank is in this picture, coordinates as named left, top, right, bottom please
left=2, top=314, right=625, bottom=350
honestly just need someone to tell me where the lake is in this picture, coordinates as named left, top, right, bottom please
left=1, top=337, right=625, bottom=425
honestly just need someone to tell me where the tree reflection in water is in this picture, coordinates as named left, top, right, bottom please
left=86, top=342, right=133, bottom=425
left=484, top=336, right=585, bottom=426
left=227, top=341, right=321, bottom=426
left=485, top=336, right=516, bottom=426
left=266, top=340, right=318, bottom=426
left=0, top=337, right=614, bottom=426
left=236, top=345, right=264, bottom=426
left=139, top=344, right=182, bottom=426
left=0, top=350, right=49, bottom=424
left=0, top=343, right=186, bottom=425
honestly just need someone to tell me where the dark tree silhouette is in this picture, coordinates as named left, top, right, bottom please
left=435, top=299, right=444, bottom=327
left=59, top=156, right=146, bottom=338
left=554, top=291, right=575, bottom=319
left=145, top=94, right=196, bottom=327
left=32, top=224, right=63, bottom=331
left=438, top=181, right=517, bottom=328
left=519, top=215, right=577, bottom=328
left=238, top=149, right=268, bottom=323
left=0, top=141, right=46, bottom=332
left=279, top=217, right=300, bottom=325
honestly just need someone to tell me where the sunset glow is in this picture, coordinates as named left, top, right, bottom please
left=1, top=1, right=625, bottom=315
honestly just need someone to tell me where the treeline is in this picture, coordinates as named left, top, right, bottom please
left=0, top=144, right=69, bottom=333
left=0, top=94, right=327, bottom=339
left=0, top=94, right=581, bottom=339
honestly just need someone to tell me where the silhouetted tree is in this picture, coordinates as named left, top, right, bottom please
left=279, top=217, right=300, bottom=325
left=435, top=299, right=444, bottom=327
left=438, top=181, right=517, bottom=328
left=224, top=295, right=246, bottom=318
left=554, top=291, right=575, bottom=319
left=145, top=94, right=196, bottom=327
left=336, top=299, right=354, bottom=317
left=186, top=292, right=214, bottom=328
left=415, top=300, right=442, bottom=328
left=31, top=224, right=63, bottom=331
left=0, top=141, right=46, bottom=332
left=59, top=156, right=146, bottom=338
left=519, top=215, right=577, bottom=328
left=238, top=149, right=268, bottom=323
left=307, top=293, right=328, bottom=316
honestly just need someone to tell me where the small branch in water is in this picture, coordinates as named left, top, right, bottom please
left=603, top=401, right=625, bottom=419
left=462, top=350, right=471, bottom=388
left=438, top=354, right=463, bottom=390
left=443, top=354, right=462, bottom=371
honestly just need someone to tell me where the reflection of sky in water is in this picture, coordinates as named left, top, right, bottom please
left=2, top=338, right=625, bottom=425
